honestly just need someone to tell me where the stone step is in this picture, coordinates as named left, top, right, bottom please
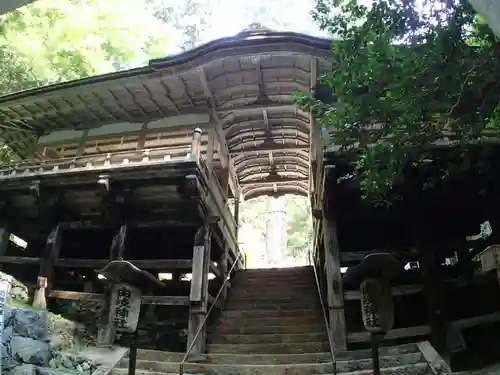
left=215, top=314, right=323, bottom=327
left=235, top=275, right=315, bottom=285
left=116, top=353, right=425, bottom=375
left=127, top=343, right=421, bottom=364
left=229, top=286, right=315, bottom=298
left=111, top=363, right=430, bottom=375
left=226, top=300, right=319, bottom=310
left=210, top=332, right=328, bottom=345
left=220, top=308, right=322, bottom=319
left=238, top=266, right=312, bottom=276
left=131, top=350, right=331, bottom=364
left=208, top=341, right=330, bottom=354
left=227, top=296, right=319, bottom=304
left=338, top=363, right=430, bottom=375
left=212, top=323, right=326, bottom=335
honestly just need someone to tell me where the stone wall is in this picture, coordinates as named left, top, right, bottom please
left=0, top=271, right=102, bottom=375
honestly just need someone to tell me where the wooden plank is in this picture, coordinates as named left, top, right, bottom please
left=48, top=290, right=189, bottom=306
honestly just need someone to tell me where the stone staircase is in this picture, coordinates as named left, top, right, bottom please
left=111, top=266, right=439, bottom=375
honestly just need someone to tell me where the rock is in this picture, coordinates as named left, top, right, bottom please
left=9, top=364, right=36, bottom=375
left=11, top=309, right=48, bottom=341
left=2, top=342, right=21, bottom=370
left=10, top=336, right=51, bottom=366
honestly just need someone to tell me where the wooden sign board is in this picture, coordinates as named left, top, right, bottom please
left=109, top=283, right=141, bottom=333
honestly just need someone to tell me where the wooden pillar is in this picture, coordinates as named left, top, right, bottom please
left=234, top=198, right=240, bottom=241
left=33, top=223, right=62, bottom=309
left=408, top=180, right=448, bottom=360
left=206, top=128, right=215, bottom=171
left=0, top=224, right=10, bottom=271
left=83, top=280, right=94, bottom=293
left=190, top=128, right=202, bottom=162
left=419, top=244, right=448, bottom=360
left=187, top=223, right=211, bottom=357
left=323, top=214, right=347, bottom=351
left=220, top=167, right=230, bottom=201
left=219, top=244, right=229, bottom=301
left=97, top=222, right=128, bottom=347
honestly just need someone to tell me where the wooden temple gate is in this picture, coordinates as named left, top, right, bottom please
left=0, top=27, right=333, bottom=355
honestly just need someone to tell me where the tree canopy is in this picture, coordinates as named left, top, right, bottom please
left=0, top=0, right=170, bottom=96
left=296, top=0, right=500, bottom=203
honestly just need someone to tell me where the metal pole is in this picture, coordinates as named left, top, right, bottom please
left=128, top=331, right=138, bottom=375
left=370, top=333, right=381, bottom=375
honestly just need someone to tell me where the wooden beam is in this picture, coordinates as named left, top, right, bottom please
left=54, top=258, right=193, bottom=269
left=48, top=290, right=190, bottom=305
left=0, top=256, right=40, bottom=265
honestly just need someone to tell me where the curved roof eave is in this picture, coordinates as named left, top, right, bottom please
left=0, top=30, right=332, bottom=105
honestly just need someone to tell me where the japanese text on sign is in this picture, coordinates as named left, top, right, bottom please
left=110, top=284, right=141, bottom=333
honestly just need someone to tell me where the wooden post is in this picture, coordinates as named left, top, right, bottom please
left=33, top=223, right=62, bottom=309
left=187, top=223, right=211, bottom=357
left=190, top=128, right=202, bottom=162
left=419, top=244, right=448, bottom=360
left=323, top=214, right=347, bottom=351
left=97, top=222, right=128, bottom=347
